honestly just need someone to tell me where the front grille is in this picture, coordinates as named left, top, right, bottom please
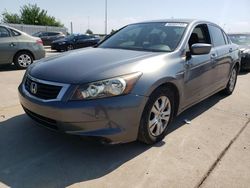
left=25, top=76, right=62, bottom=100
left=23, top=106, right=58, bottom=130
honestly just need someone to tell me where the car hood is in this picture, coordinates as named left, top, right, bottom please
left=239, top=45, right=250, bottom=50
left=28, top=48, right=161, bottom=84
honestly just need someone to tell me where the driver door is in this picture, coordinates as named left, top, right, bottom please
left=183, top=24, right=218, bottom=107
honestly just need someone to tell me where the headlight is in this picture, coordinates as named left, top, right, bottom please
left=70, top=72, right=142, bottom=100
left=243, top=49, right=250, bottom=54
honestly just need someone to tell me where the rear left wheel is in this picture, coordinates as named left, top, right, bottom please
left=138, top=87, right=175, bottom=145
left=223, top=66, right=238, bottom=95
left=14, top=51, right=33, bottom=69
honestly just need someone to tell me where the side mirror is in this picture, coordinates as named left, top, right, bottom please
left=191, top=43, right=212, bottom=55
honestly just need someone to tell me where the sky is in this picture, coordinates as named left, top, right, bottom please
left=1, top=0, right=250, bottom=34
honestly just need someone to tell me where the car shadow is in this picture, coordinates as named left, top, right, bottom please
left=0, top=64, right=18, bottom=72
left=239, top=70, right=250, bottom=76
left=167, top=93, right=226, bottom=134
left=0, top=93, right=226, bottom=188
left=0, top=114, right=160, bottom=188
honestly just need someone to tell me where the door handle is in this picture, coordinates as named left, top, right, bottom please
left=229, top=48, right=233, bottom=53
left=9, top=43, right=16, bottom=47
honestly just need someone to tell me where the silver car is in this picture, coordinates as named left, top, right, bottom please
left=0, top=25, right=45, bottom=69
left=19, top=19, right=240, bottom=144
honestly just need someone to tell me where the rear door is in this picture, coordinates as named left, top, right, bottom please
left=208, top=25, right=232, bottom=88
left=0, top=26, right=18, bottom=64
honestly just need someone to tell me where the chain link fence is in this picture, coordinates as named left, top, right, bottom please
left=4, top=23, right=68, bottom=35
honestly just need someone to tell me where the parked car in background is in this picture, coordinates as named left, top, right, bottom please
left=51, top=34, right=100, bottom=51
left=32, top=31, right=65, bottom=46
left=228, top=33, right=250, bottom=70
left=19, top=19, right=240, bottom=144
left=0, top=25, right=45, bottom=69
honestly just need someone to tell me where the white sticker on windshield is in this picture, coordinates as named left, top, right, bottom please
left=165, top=23, right=187, bottom=27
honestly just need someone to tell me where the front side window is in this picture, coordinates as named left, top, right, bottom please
left=99, top=22, right=188, bottom=52
left=188, top=24, right=211, bottom=49
left=0, top=27, right=10, bottom=38
left=209, top=25, right=226, bottom=47
left=65, top=34, right=75, bottom=40
left=78, top=35, right=88, bottom=40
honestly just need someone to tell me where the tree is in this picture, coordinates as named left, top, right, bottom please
left=2, top=11, right=21, bottom=24
left=110, top=29, right=116, bottom=34
left=86, top=29, right=93, bottom=35
left=1, top=4, right=63, bottom=27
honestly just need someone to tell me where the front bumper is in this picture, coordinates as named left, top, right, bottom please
left=241, top=56, right=250, bottom=70
left=18, top=84, right=148, bottom=143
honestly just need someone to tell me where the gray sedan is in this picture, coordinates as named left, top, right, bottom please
left=0, top=25, right=45, bottom=69
left=18, top=19, right=240, bottom=144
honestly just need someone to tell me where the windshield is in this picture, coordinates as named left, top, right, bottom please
left=229, top=34, right=250, bottom=45
left=65, top=34, right=76, bottom=40
left=98, top=22, right=187, bottom=52
left=32, top=32, right=41, bottom=37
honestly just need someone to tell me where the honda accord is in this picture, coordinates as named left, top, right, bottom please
left=19, top=19, right=240, bottom=144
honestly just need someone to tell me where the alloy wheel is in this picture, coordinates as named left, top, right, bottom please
left=229, top=68, right=237, bottom=92
left=148, top=96, right=171, bottom=137
left=18, top=54, right=32, bottom=68
left=67, top=45, right=74, bottom=51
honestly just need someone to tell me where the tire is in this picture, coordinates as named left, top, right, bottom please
left=14, top=51, right=33, bottom=69
left=223, top=66, right=238, bottom=95
left=66, top=44, right=74, bottom=51
left=138, top=87, right=175, bottom=144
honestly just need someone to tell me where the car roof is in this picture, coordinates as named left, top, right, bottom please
left=132, top=19, right=219, bottom=27
left=33, top=31, right=62, bottom=34
left=0, top=24, right=19, bottom=30
left=0, top=24, right=27, bottom=35
left=135, top=18, right=195, bottom=24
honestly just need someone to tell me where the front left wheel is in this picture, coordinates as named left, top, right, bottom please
left=66, top=44, right=74, bottom=51
left=138, top=87, right=175, bottom=145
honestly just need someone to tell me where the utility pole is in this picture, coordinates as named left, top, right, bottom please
left=105, top=0, right=108, bottom=35
left=88, top=16, right=90, bottom=30
left=70, top=22, right=73, bottom=34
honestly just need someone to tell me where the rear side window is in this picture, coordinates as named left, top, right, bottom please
left=10, top=29, right=21, bottom=36
left=0, top=27, right=10, bottom=38
left=42, top=32, right=48, bottom=36
left=209, top=25, right=226, bottom=47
